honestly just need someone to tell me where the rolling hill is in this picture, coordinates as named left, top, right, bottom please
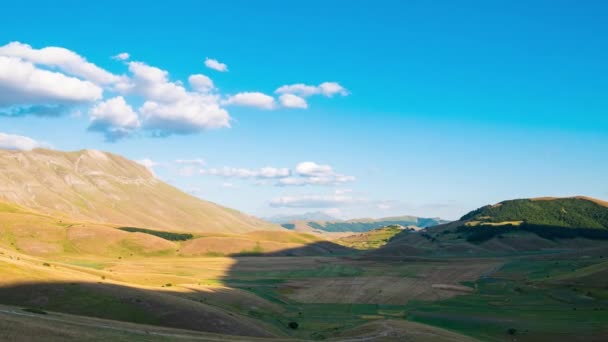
left=0, top=148, right=280, bottom=234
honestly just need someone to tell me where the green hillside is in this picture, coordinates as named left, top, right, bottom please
left=458, top=197, right=608, bottom=242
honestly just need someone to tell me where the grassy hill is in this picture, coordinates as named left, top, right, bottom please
left=0, top=148, right=280, bottom=234
left=458, top=197, right=608, bottom=242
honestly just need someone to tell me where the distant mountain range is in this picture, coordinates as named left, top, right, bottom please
left=279, top=215, right=449, bottom=233
left=0, top=148, right=280, bottom=233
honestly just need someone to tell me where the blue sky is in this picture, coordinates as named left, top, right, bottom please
left=1, top=0, right=607, bottom=220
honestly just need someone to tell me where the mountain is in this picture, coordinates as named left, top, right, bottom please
left=0, top=148, right=280, bottom=233
left=283, top=215, right=448, bottom=233
left=264, top=211, right=340, bottom=224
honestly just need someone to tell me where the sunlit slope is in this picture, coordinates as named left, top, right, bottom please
left=0, top=148, right=280, bottom=233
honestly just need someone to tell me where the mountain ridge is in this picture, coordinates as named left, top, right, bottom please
left=0, top=148, right=281, bottom=233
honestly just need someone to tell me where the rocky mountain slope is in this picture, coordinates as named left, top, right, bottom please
left=0, top=148, right=280, bottom=233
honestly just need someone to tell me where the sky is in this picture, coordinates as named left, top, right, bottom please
left=1, top=0, right=607, bottom=220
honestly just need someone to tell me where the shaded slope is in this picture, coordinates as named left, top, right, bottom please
left=0, top=148, right=280, bottom=233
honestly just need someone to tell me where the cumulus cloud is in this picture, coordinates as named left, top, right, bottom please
left=0, top=42, right=120, bottom=85
left=0, top=56, right=103, bottom=107
left=112, top=52, right=130, bottom=61
left=279, top=94, right=308, bottom=109
left=0, top=132, right=48, bottom=150
left=0, top=41, right=350, bottom=141
left=88, top=96, right=139, bottom=141
left=205, top=58, right=228, bottom=72
left=222, top=92, right=276, bottom=110
left=269, top=193, right=360, bottom=208
left=275, top=82, right=349, bottom=98
left=121, top=61, right=230, bottom=135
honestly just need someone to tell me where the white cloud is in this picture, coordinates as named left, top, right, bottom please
left=199, top=161, right=354, bottom=186
left=0, top=41, right=350, bottom=142
left=269, top=194, right=360, bottom=208
left=140, top=95, right=230, bottom=135
left=88, top=96, right=140, bottom=141
left=318, top=82, right=349, bottom=97
left=0, top=56, right=103, bottom=107
left=296, top=161, right=334, bottom=177
left=275, top=83, right=320, bottom=97
left=221, top=182, right=236, bottom=188
left=274, top=162, right=355, bottom=186
left=0, top=132, right=48, bottom=150
left=223, top=92, right=276, bottom=110
left=201, top=166, right=290, bottom=179
left=189, top=74, right=214, bottom=93
left=175, top=158, right=206, bottom=166
left=275, top=82, right=349, bottom=98
left=122, top=61, right=230, bottom=135
left=205, top=58, right=228, bottom=72
left=279, top=94, right=308, bottom=109
left=0, top=42, right=120, bottom=85
left=276, top=175, right=355, bottom=186
left=125, top=61, right=188, bottom=102
left=112, top=52, right=130, bottom=61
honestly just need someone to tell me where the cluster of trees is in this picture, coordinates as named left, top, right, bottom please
left=118, top=227, right=194, bottom=241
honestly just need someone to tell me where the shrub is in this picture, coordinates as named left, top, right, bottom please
left=288, top=321, right=299, bottom=330
left=23, top=308, right=47, bottom=315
